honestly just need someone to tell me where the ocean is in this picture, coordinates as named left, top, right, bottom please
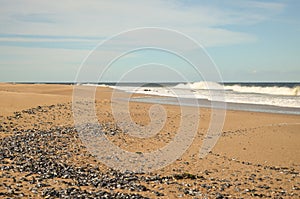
left=91, top=81, right=300, bottom=115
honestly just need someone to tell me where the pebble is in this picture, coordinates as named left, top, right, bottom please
left=0, top=103, right=299, bottom=198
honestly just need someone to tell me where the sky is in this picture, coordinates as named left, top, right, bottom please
left=0, top=0, right=299, bottom=82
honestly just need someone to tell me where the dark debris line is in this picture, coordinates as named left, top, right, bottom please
left=0, top=126, right=153, bottom=198
left=0, top=104, right=152, bottom=199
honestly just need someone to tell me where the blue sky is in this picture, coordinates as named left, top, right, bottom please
left=0, top=0, right=299, bottom=82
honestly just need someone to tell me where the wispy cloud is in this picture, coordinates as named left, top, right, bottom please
left=245, top=1, right=285, bottom=11
left=0, top=0, right=285, bottom=48
left=12, top=13, right=56, bottom=23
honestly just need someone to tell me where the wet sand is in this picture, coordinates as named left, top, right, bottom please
left=0, top=83, right=299, bottom=198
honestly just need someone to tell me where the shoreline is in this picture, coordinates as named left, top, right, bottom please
left=1, top=82, right=299, bottom=117
left=130, top=96, right=300, bottom=115
left=1, top=82, right=300, bottom=114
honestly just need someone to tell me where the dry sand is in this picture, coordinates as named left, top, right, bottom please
left=0, top=83, right=299, bottom=198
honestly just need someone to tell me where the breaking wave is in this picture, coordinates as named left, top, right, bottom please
left=174, top=82, right=300, bottom=96
left=224, top=85, right=300, bottom=96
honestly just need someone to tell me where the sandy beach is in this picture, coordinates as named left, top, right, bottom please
left=0, top=83, right=299, bottom=198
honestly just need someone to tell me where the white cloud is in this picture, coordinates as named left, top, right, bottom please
left=0, top=37, right=95, bottom=43
left=0, top=0, right=285, bottom=47
left=245, top=1, right=285, bottom=11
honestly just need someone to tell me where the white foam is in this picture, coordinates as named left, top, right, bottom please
left=174, top=81, right=223, bottom=90
left=174, top=81, right=300, bottom=96
left=224, top=85, right=300, bottom=96
left=99, top=82, right=300, bottom=108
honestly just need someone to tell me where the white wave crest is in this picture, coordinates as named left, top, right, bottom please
left=225, top=85, right=300, bottom=96
left=174, top=82, right=300, bottom=96
left=174, top=81, right=223, bottom=90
